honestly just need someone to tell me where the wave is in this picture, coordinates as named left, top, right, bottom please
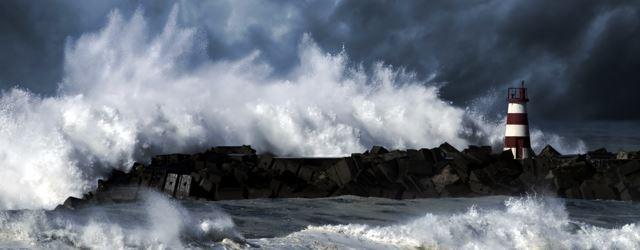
left=257, top=196, right=640, bottom=249
left=0, top=191, right=242, bottom=249
left=0, top=6, right=584, bottom=210
left=2, top=195, right=637, bottom=249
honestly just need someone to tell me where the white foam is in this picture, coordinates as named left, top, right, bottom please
left=0, top=191, right=240, bottom=249
left=0, top=6, right=584, bottom=209
left=260, top=197, right=640, bottom=249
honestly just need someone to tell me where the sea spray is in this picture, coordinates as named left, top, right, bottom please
left=1, top=195, right=639, bottom=249
left=264, top=196, right=640, bottom=249
left=0, top=190, right=241, bottom=249
left=0, top=6, right=584, bottom=209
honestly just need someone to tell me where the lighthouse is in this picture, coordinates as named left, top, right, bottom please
left=504, top=81, right=533, bottom=159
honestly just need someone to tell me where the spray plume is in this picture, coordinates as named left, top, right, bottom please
left=0, top=7, right=584, bottom=209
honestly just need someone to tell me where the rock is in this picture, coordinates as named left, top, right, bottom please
left=494, top=159, right=523, bottom=179
left=297, top=166, right=316, bottom=182
left=438, top=142, right=460, bottom=155
left=499, top=150, right=514, bottom=160
left=199, top=175, right=218, bottom=193
left=247, top=188, right=272, bottom=199
left=431, top=148, right=448, bottom=162
left=552, top=161, right=594, bottom=191
left=346, top=184, right=374, bottom=197
left=565, top=186, right=582, bottom=199
left=397, top=158, right=433, bottom=176
left=382, top=150, right=408, bottom=162
left=538, top=145, right=561, bottom=159
left=107, top=169, right=131, bottom=185
left=371, top=187, right=402, bottom=199
left=326, top=158, right=354, bottom=187
left=216, top=187, right=246, bottom=200
left=373, top=161, right=398, bottom=183
left=233, top=168, right=249, bottom=185
left=175, top=175, right=193, bottom=199
left=518, top=159, right=538, bottom=184
left=463, top=145, right=493, bottom=162
left=190, top=172, right=202, bottom=183
left=470, top=168, right=494, bottom=186
left=369, top=145, right=389, bottom=155
left=419, top=148, right=444, bottom=164
left=617, top=151, right=630, bottom=160
left=213, top=145, right=256, bottom=155
left=269, top=179, right=283, bottom=197
left=618, top=161, right=640, bottom=185
left=448, top=161, right=470, bottom=182
left=257, top=154, right=274, bottom=169
left=399, top=176, right=422, bottom=193
left=414, top=178, right=439, bottom=198
left=355, top=168, right=379, bottom=186
left=432, top=161, right=449, bottom=175
left=146, top=168, right=169, bottom=189
left=60, top=142, right=640, bottom=206
left=309, top=170, right=339, bottom=193
left=618, top=184, right=640, bottom=201
left=61, top=196, right=86, bottom=210
left=129, top=162, right=145, bottom=183
left=194, top=160, right=207, bottom=170
left=431, top=165, right=460, bottom=194
left=441, top=182, right=471, bottom=197
left=469, top=180, right=492, bottom=195
left=152, top=154, right=190, bottom=166
left=587, top=148, right=615, bottom=160
left=405, top=149, right=421, bottom=159
left=579, top=180, right=617, bottom=200
left=272, top=158, right=302, bottom=176
left=163, top=173, right=179, bottom=196
left=438, top=143, right=472, bottom=181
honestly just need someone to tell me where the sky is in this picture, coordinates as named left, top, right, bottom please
left=1, top=0, right=639, bottom=150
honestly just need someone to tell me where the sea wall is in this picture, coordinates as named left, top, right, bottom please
left=60, top=144, right=640, bottom=209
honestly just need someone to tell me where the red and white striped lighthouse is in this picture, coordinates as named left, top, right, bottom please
left=504, top=81, right=533, bottom=159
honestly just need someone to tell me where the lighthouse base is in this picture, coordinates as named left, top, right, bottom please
left=504, top=147, right=534, bottom=159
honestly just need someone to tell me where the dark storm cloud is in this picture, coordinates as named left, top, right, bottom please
left=1, top=0, right=639, bottom=122
left=297, top=0, right=640, bottom=122
left=0, top=1, right=111, bottom=93
left=0, top=0, right=173, bottom=93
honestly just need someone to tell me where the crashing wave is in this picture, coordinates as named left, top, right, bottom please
left=257, top=196, right=640, bottom=249
left=0, top=191, right=242, bottom=249
left=0, top=6, right=584, bottom=209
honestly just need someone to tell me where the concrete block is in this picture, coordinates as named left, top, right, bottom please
left=579, top=180, right=616, bottom=200
left=399, top=158, right=433, bottom=176
left=431, top=165, right=460, bottom=193
left=175, top=175, right=192, bottom=199
left=258, top=154, right=274, bottom=169
left=328, top=158, right=353, bottom=187
left=369, top=145, right=389, bottom=155
left=382, top=150, right=408, bottom=162
left=163, top=173, right=179, bottom=196
left=297, top=166, right=315, bottom=182
left=564, top=186, right=582, bottom=199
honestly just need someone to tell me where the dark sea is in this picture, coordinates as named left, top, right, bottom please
left=542, top=121, right=640, bottom=152
left=1, top=192, right=639, bottom=249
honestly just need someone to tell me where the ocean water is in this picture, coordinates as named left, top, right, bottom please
left=540, top=121, right=640, bottom=152
left=1, top=192, right=639, bottom=249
